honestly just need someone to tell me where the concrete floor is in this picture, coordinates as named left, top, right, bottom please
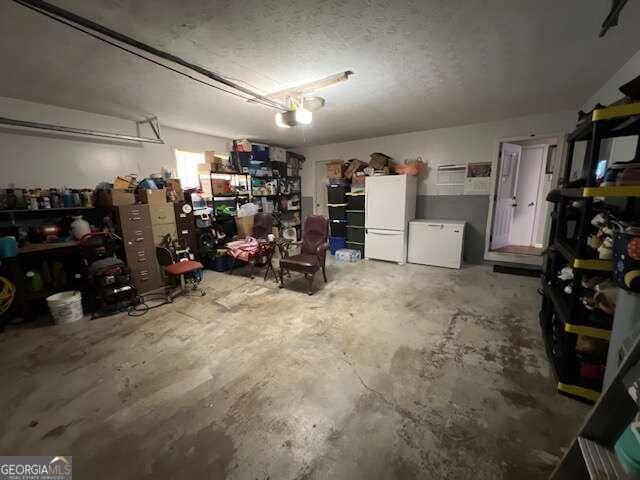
left=0, top=260, right=587, bottom=479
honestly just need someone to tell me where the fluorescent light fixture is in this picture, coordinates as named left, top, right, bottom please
left=262, top=71, right=354, bottom=102
left=295, top=107, right=312, bottom=125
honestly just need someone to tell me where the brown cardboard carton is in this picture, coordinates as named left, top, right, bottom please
left=96, top=189, right=136, bottom=207
left=139, top=188, right=167, bottom=204
left=165, top=179, right=183, bottom=202
left=344, top=159, right=367, bottom=179
left=326, top=160, right=344, bottom=179
left=352, top=172, right=366, bottom=186
left=211, top=179, right=231, bottom=195
left=114, top=176, right=132, bottom=189
left=369, top=152, right=391, bottom=170
left=235, top=215, right=254, bottom=238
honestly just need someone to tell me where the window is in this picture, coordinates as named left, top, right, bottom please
left=175, top=149, right=204, bottom=189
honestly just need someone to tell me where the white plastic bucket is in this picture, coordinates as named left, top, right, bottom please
left=47, top=291, right=84, bottom=324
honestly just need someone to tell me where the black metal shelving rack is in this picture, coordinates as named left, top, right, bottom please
left=208, top=172, right=252, bottom=215
left=540, top=101, right=640, bottom=403
left=276, top=176, right=302, bottom=241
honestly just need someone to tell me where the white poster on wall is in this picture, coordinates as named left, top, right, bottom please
left=464, top=162, right=492, bottom=195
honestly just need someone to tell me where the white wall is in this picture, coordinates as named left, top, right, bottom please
left=0, top=96, right=230, bottom=189
left=583, top=49, right=640, bottom=110
left=299, top=110, right=576, bottom=199
left=570, top=49, right=640, bottom=180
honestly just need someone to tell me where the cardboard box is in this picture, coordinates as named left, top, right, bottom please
left=344, top=159, right=367, bottom=179
left=233, top=139, right=252, bottom=152
left=165, top=179, right=183, bottom=202
left=235, top=215, right=254, bottom=238
left=139, top=188, right=167, bottom=204
left=352, top=171, right=366, bottom=186
left=114, top=176, right=132, bottom=189
left=96, top=189, right=136, bottom=208
left=197, top=162, right=212, bottom=176
left=326, top=160, right=344, bottom=179
left=369, top=152, right=391, bottom=170
left=211, top=179, right=231, bottom=195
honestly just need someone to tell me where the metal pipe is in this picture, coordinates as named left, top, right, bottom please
left=13, top=0, right=288, bottom=111
left=0, top=116, right=164, bottom=144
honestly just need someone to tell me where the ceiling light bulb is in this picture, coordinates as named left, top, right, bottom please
left=295, top=107, right=312, bottom=125
left=275, top=112, right=290, bottom=128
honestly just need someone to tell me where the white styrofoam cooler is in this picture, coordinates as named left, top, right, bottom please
left=407, top=219, right=466, bottom=269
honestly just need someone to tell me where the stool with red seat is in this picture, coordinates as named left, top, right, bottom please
left=156, top=246, right=205, bottom=299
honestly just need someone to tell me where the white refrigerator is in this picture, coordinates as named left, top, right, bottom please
left=365, top=175, right=417, bottom=264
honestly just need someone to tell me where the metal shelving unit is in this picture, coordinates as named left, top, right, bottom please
left=0, top=206, right=96, bottom=227
left=540, top=101, right=640, bottom=403
left=550, top=331, right=640, bottom=479
left=208, top=172, right=252, bottom=216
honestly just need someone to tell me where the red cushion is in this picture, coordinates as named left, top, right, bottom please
left=164, top=260, right=203, bottom=276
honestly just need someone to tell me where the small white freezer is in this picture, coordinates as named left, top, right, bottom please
left=407, top=219, right=466, bottom=269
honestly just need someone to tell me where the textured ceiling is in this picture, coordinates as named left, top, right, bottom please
left=1, top=0, right=639, bottom=147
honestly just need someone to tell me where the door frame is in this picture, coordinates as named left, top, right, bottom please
left=314, top=160, right=332, bottom=215
left=484, top=133, right=566, bottom=266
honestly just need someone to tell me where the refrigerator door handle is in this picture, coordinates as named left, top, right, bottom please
left=367, top=229, right=402, bottom=236
left=365, top=190, right=369, bottom=226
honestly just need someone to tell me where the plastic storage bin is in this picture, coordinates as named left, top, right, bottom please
left=330, top=220, right=348, bottom=237
left=335, top=248, right=362, bottom=262
left=329, top=236, right=346, bottom=255
left=210, top=254, right=233, bottom=272
left=328, top=203, right=347, bottom=221
left=347, top=225, right=365, bottom=244
left=346, top=192, right=365, bottom=210
left=346, top=210, right=365, bottom=226
left=327, top=184, right=350, bottom=204
left=251, top=144, right=270, bottom=161
left=47, top=291, right=84, bottom=324
left=346, top=241, right=365, bottom=257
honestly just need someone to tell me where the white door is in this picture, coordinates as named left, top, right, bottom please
left=365, top=176, right=406, bottom=230
left=511, top=146, right=545, bottom=246
left=365, top=228, right=405, bottom=263
left=315, top=161, right=328, bottom=216
left=491, top=142, right=521, bottom=250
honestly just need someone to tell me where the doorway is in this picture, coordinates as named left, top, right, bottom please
left=485, top=136, right=562, bottom=265
left=314, top=160, right=330, bottom=216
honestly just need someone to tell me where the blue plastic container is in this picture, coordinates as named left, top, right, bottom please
left=210, top=255, right=233, bottom=272
left=0, top=236, right=18, bottom=259
left=329, top=236, right=346, bottom=255
left=252, top=144, right=270, bottom=161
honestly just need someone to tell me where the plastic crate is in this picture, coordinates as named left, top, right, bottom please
left=329, top=236, right=346, bottom=255
left=330, top=220, right=348, bottom=237
left=347, top=225, right=365, bottom=243
left=328, top=203, right=347, bottom=221
left=327, top=184, right=350, bottom=204
left=346, top=192, right=365, bottom=210
left=346, top=210, right=365, bottom=226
